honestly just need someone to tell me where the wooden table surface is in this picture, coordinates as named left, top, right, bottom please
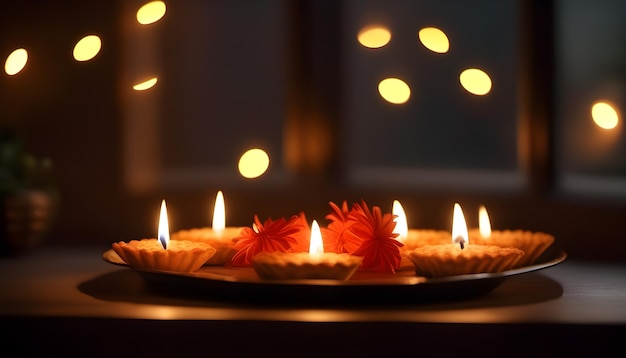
left=1, top=246, right=624, bottom=357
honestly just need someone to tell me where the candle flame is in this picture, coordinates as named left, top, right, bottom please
left=158, top=199, right=170, bottom=249
left=309, top=220, right=324, bottom=257
left=479, top=205, right=492, bottom=238
left=392, top=200, right=408, bottom=243
left=452, top=203, right=468, bottom=248
left=212, top=190, right=225, bottom=233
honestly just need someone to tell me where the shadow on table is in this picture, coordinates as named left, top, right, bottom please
left=78, top=267, right=563, bottom=310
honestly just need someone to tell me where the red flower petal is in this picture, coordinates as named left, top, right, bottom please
left=322, top=201, right=362, bottom=254
left=230, top=214, right=307, bottom=266
left=287, top=212, right=311, bottom=253
left=347, top=200, right=403, bottom=273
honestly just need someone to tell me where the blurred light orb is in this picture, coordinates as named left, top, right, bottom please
left=378, top=78, right=411, bottom=104
left=238, top=148, right=270, bottom=178
left=137, top=1, right=166, bottom=25
left=358, top=26, right=391, bottom=48
left=133, top=77, right=158, bottom=91
left=4, top=48, right=28, bottom=75
left=73, top=35, right=102, bottom=62
left=591, top=101, right=619, bottom=130
left=459, top=68, right=492, bottom=95
left=418, top=27, right=449, bottom=53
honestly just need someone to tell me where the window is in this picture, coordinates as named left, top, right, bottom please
left=341, top=0, right=522, bottom=192
left=555, top=0, right=626, bottom=199
left=3, top=0, right=624, bottom=260
left=121, top=0, right=291, bottom=193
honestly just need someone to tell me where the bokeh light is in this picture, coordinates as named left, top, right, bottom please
left=459, top=68, right=492, bottom=95
left=137, top=1, right=167, bottom=25
left=4, top=48, right=28, bottom=75
left=73, top=35, right=102, bottom=62
left=357, top=26, right=391, bottom=49
left=591, top=101, right=619, bottom=130
left=133, top=77, right=158, bottom=91
left=238, top=148, right=270, bottom=178
left=378, top=78, right=411, bottom=104
left=418, top=27, right=449, bottom=53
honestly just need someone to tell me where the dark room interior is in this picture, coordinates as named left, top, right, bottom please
left=1, top=0, right=625, bottom=357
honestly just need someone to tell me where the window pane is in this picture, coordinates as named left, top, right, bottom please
left=555, top=0, right=626, bottom=197
left=122, top=1, right=288, bottom=192
left=342, top=0, right=521, bottom=190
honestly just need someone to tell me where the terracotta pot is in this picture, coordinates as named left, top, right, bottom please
left=0, top=189, right=58, bottom=256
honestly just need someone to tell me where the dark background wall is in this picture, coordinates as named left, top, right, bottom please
left=1, top=0, right=625, bottom=261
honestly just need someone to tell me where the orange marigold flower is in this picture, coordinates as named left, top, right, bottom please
left=347, top=200, right=403, bottom=273
left=230, top=214, right=307, bottom=266
left=287, top=211, right=311, bottom=253
left=321, top=200, right=362, bottom=254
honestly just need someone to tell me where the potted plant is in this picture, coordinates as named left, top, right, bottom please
left=0, top=128, right=59, bottom=256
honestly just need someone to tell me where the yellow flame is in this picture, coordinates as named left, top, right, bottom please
left=133, top=77, right=158, bottom=91
left=479, top=205, right=491, bottom=238
left=4, top=48, right=28, bottom=75
left=392, top=200, right=408, bottom=242
left=212, top=191, right=225, bottom=232
left=459, top=68, right=492, bottom=95
left=73, top=35, right=101, bottom=62
left=238, top=148, right=270, bottom=178
left=158, top=199, right=170, bottom=249
left=137, top=1, right=167, bottom=25
left=591, top=101, right=619, bottom=130
left=357, top=26, right=391, bottom=49
left=418, top=27, right=449, bottom=53
left=452, top=203, right=469, bottom=246
left=378, top=78, right=411, bottom=104
left=309, top=220, right=324, bottom=257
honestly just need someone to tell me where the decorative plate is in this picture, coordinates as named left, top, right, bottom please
left=102, top=247, right=566, bottom=305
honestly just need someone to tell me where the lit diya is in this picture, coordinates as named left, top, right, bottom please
left=406, top=203, right=524, bottom=278
left=393, top=200, right=450, bottom=249
left=252, top=220, right=363, bottom=280
left=468, top=205, right=555, bottom=267
left=170, top=191, right=244, bottom=265
left=392, top=200, right=450, bottom=270
left=112, top=200, right=216, bottom=272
